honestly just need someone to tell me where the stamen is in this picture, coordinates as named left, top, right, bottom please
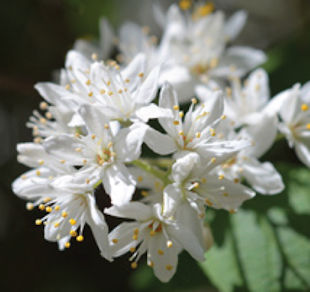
left=26, top=202, right=34, bottom=211
left=157, top=249, right=164, bottom=255
left=131, top=262, right=138, bottom=269
left=167, top=240, right=173, bottom=248
left=69, top=218, right=76, bottom=225
left=76, top=235, right=84, bottom=242
left=301, top=104, right=308, bottom=111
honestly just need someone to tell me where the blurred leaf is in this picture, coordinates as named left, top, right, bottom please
left=200, top=230, right=243, bottom=292
left=199, top=163, right=310, bottom=292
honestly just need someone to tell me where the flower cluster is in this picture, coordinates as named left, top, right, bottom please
left=12, top=1, right=310, bottom=283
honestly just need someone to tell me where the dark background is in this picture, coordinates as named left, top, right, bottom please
left=1, top=0, right=310, bottom=291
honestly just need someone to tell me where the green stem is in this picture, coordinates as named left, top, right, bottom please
left=131, top=159, right=172, bottom=186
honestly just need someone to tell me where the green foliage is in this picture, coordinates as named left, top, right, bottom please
left=200, top=164, right=310, bottom=292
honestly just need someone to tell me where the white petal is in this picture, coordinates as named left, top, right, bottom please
left=242, top=159, right=284, bottom=195
left=99, top=17, right=114, bottom=59
left=102, top=164, right=135, bottom=205
left=143, top=127, right=177, bottom=155
left=213, top=47, right=267, bottom=77
left=114, top=123, right=148, bottom=162
left=135, top=66, right=161, bottom=104
left=148, top=232, right=179, bottom=283
left=163, top=184, right=182, bottom=217
left=295, top=142, right=310, bottom=167
left=43, top=135, right=85, bottom=165
left=86, top=194, right=111, bottom=260
left=134, top=104, right=173, bottom=122
left=224, top=10, right=247, bottom=41
left=105, top=202, right=152, bottom=221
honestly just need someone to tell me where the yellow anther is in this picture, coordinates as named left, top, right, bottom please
left=167, top=240, right=173, bottom=248
left=166, top=264, right=173, bottom=271
left=65, top=242, right=71, bottom=248
left=106, top=81, right=111, bottom=86
left=112, top=238, right=118, bottom=244
left=147, top=260, right=154, bottom=267
left=34, top=137, right=42, bottom=144
left=192, top=182, right=200, bottom=189
left=133, top=228, right=139, bottom=235
left=91, top=53, right=98, bottom=60
left=306, top=123, right=310, bottom=130
left=65, top=84, right=70, bottom=90
left=221, top=115, right=227, bottom=120
left=173, top=105, right=179, bottom=111
left=43, top=197, right=51, bottom=203
left=118, top=89, right=123, bottom=94
left=137, top=176, right=143, bottom=182
left=210, top=57, right=218, bottom=69
left=35, top=219, right=42, bottom=225
left=83, top=159, right=87, bottom=165
left=141, top=190, right=149, bottom=197
left=60, top=160, right=65, bottom=164
left=179, top=111, right=184, bottom=118
left=75, top=147, right=82, bottom=152
left=201, top=178, right=207, bottom=184
left=255, top=84, right=261, bottom=91
left=39, top=102, right=48, bottom=110
left=195, top=132, right=201, bottom=138
left=229, top=209, right=236, bottom=214
left=223, top=192, right=229, bottom=197
left=138, top=72, right=144, bottom=78
left=40, top=117, right=47, bottom=124
left=38, top=204, right=45, bottom=211
left=125, top=78, right=130, bottom=83
left=21, top=175, right=27, bottom=180
left=45, top=112, right=53, bottom=119
left=149, top=230, right=156, bottom=236
left=132, top=234, right=138, bottom=240
left=197, top=2, right=214, bottom=16
left=173, top=120, right=180, bottom=125
left=75, top=132, right=81, bottom=138
left=179, top=131, right=184, bottom=136
left=26, top=203, right=34, bottom=211
left=211, top=157, right=216, bottom=163
left=131, top=262, right=138, bottom=269
left=61, top=211, right=68, bottom=218
left=124, top=88, right=128, bottom=92
left=104, top=124, right=109, bottom=129
left=76, top=235, right=84, bottom=242
left=54, top=205, right=60, bottom=211
left=108, top=91, right=114, bottom=96
left=91, top=134, right=96, bottom=140
left=130, top=247, right=136, bottom=253
left=205, top=198, right=213, bottom=206
left=100, top=89, right=106, bottom=94
left=86, top=178, right=90, bottom=184
left=210, top=128, right=216, bottom=136
left=191, top=98, right=198, bottom=104
left=54, top=222, right=60, bottom=228
left=46, top=206, right=52, bottom=213
left=38, top=159, right=44, bottom=165
left=70, top=230, right=77, bottom=237
left=69, top=218, right=76, bottom=225
left=218, top=174, right=224, bottom=180
left=88, top=91, right=93, bottom=97
left=179, top=0, right=191, bottom=10
left=158, top=249, right=164, bottom=255
left=301, top=104, right=309, bottom=111
left=107, top=142, right=113, bottom=148
left=234, top=178, right=240, bottom=184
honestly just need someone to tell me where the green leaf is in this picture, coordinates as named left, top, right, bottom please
left=200, top=164, right=310, bottom=292
left=200, top=229, right=243, bottom=292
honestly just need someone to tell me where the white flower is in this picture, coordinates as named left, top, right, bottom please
left=105, top=201, right=209, bottom=282
left=74, top=17, right=114, bottom=61
left=158, top=4, right=266, bottom=101
left=43, top=104, right=147, bottom=205
left=36, top=50, right=170, bottom=126
left=163, top=152, right=255, bottom=218
left=269, top=83, right=310, bottom=167
left=197, top=68, right=271, bottom=127
left=12, top=146, right=111, bottom=259
left=144, top=82, right=250, bottom=162
left=212, top=115, right=284, bottom=195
